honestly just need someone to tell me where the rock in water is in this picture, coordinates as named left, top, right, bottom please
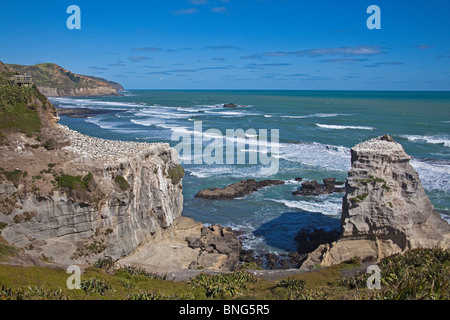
left=303, top=135, right=450, bottom=268
left=292, top=178, right=344, bottom=196
left=195, top=179, right=284, bottom=200
left=223, top=103, right=238, bottom=108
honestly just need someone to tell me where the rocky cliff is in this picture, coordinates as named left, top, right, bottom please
left=0, top=126, right=241, bottom=269
left=6, top=62, right=123, bottom=97
left=0, top=72, right=241, bottom=271
left=303, top=135, right=450, bottom=268
left=0, top=125, right=183, bottom=264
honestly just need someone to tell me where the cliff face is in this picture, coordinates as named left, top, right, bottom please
left=305, top=135, right=450, bottom=267
left=6, top=63, right=122, bottom=97
left=0, top=129, right=183, bottom=264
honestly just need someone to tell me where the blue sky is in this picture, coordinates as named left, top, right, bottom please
left=1, top=0, right=450, bottom=90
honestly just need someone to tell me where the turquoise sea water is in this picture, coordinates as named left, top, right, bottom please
left=52, top=90, right=450, bottom=255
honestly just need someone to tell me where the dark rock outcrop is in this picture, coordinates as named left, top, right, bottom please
left=195, top=179, right=285, bottom=200
left=223, top=103, right=238, bottom=108
left=292, top=178, right=344, bottom=196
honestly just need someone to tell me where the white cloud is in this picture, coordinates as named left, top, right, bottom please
left=212, top=6, right=227, bottom=13
left=188, top=0, right=208, bottom=4
left=173, top=7, right=197, bottom=15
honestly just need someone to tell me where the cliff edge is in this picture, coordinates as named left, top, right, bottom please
left=304, top=135, right=450, bottom=268
left=6, top=62, right=123, bottom=97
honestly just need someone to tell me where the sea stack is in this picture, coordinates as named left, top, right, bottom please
left=307, top=135, right=450, bottom=267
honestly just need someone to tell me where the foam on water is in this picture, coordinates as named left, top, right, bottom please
left=401, top=134, right=450, bottom=148
left=187, top=164, right=266, bottom=179
left=50, top=97, right=145, bottom=109
left=279, top=142, right=351, bottom=172
left=85, top=117, right=118, bottom=129
left=267, top=196, right=343, bottom=216
left=130, top=118, right=161, bottom=127
left=316, top=123, right=374, bottom=130
left=441, top=214, right=450, bottom=224
left=280, top=113, right=349, bottom=119
left=410, top=159, right=450, bottom=192
left=204, top=110, right=260, bottom=117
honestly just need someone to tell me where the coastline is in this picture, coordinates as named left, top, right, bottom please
left=53, top=91, right=450, bottom=259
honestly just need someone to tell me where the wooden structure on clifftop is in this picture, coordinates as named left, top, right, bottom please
left=12, top=73, right=33, bottom=87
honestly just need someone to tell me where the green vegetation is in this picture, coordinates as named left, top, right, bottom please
left=358, top=175, right=386, bottom=184
left=74, top=240, right=106, bottom=258
left=126, top=291, right=193, bottom=300
left=1, top=285, right=68, bottom=300
left=189, top=271, right=258, bottom=298
left=80, top=278, right=115, bottom=296
left=53, top=172, right=96, bottom=203
left=0, top=247, right=447, bottom=300
left=116, top=265, right=167, bottom=280
left=357, top=175, right=391, bottom=191
left=54, top=172, right=92, bottom=193
left=1, top=169, right=24, bottom=187
left=350, top=192, right=369, bottom=203
left=32, top=174, right=43, bottom=181
left=0, top=242, right=18, bottom=262
left=0, top=70, right=54, bottom=142
left=0, top=102, right=41, bottom=135
left=54, top=173, right=85, bottom=190
left=114, top=175, right=130, bottom=191
left=275, top=278, right=306, bottom=291
left=93, top=257, right=114, bottom=271
left=338, top=248, right=450, bottom=300
left=168, top=164, right=185, bottom=184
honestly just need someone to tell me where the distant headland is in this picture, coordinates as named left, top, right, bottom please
left=3, top=61, right=123, bottom=97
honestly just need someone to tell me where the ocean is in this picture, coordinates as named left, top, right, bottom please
left=51, top=90, right=450, bottom=255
